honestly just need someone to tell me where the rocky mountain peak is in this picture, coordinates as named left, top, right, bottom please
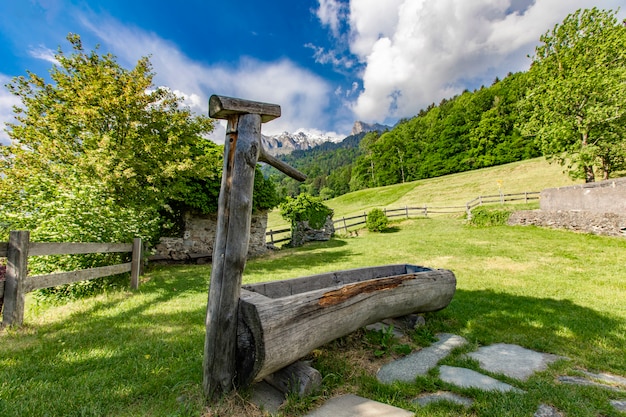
left=351, top=121, right=390, bottom=136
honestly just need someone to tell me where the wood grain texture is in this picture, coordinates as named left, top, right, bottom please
left=264, top=361, right=322, bottom=397
left=209, top=95, right=280, bottom=123
left=24, top=263, right=132, bottom=292
left=28, top=242, right=132, bottom=256
left=2, top=231, right=29, bottom=327
left=203, top=113, right=262, bottom=399
left=237, top=265, right=456, bottom=385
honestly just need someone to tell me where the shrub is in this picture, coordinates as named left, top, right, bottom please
left=280, top=193, right=333, bottom=229
left=366, top=208, right=389, bottom=232
left=468, top=206, right=513, bottom=226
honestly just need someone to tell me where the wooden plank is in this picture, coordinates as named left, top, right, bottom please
left=28, top=242, right=132, bottom=256
left=237, top=267, right=456, bottom=385
left=264, top=361, right=322, bottom=397
left=243, top=264, right=408, bottom=299
left=130, top=238, right=142, bottom=290
left=24, top=262, right=132, bottom=292
left=0, top=281, right=4, bottom=298
left=0, top=242, right=7, bottom=257
left=2, top=231, right=29, bottom=327
left=204, top=113, right=262, bottom=399
left=209, top=95, right=281, bottom=123
left=258, top=147, right=307, bottom=181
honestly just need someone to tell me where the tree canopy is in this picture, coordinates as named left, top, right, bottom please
left=1, top=34, right=279, bottom=252
left=521, top=8, right=626, bottom=182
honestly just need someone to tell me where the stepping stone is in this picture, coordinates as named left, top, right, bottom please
left=303, top=394, right=413, bottom=417
left=610, top=399, right=626, bottom=412
left=413, top=391, right=473, bottom=407
left=439, top=365, right=523, bottom=393
left=467, top=343, right=564, bottom=381
left=579, top=370, right=626, bottom=388
left=534, top=404, right=563, bottom=417
left=250, top=381, right=284, bottom=414
left=377, top=333, right=467, bottom=383
left=558, top=376, right=624, bottom=392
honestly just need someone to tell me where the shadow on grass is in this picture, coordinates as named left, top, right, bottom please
left=3, top=263, right=625, bottom=416
left=381, top=226, right=401, bottom=233
left=0, top=268, right=209, bottom=417
left=446, top=289, right=626, bottom=373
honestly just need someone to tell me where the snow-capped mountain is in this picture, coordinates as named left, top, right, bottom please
left=261, top=121, right=391, bottom=156
left=261, top=129, right=343, bottom=156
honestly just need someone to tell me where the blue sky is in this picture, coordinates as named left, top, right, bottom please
left=1, top=0, right=625, bottom=144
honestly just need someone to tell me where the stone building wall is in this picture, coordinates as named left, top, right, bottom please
left=153, top=211, right=268, bottom=262
left=509, top=177, right=626, bottom=237
left=540, top=177, right=626, bottom=213
left=508, top=210, right=626, bottom=237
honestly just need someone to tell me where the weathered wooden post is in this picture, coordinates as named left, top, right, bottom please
left=2, top=230, right=29, bottom=327
left=203, top=95, right=305, bottom=400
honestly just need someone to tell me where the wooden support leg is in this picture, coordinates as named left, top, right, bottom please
left=264, top=361, right=322, bottom=398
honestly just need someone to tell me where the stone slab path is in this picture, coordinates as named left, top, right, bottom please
left=303, top=394, right=413, bottom=417
left=253, top=331, right=625, bottom=416
left=438, top=365, right=524, bottom=392
left=467, top=343, right=564, bottom=380
left=376, top=333, right=467, bottom=383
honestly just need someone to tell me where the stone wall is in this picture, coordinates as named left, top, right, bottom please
left=508, top=210, right=626, bottom=237
left=540, top=177, right=626, bottom=213
left=153, top=211, right=269, bottom=263
left=290, top=216, right=335, bottom=247
left=509, top=177, right=626, bottom=237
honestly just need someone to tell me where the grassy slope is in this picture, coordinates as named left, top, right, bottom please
left=267, top=157, right=581, bottom=229
left=3, top=158, right=625, bottom=417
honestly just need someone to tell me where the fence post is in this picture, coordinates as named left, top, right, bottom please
left=524, top=192, right=528, bottom=203
left=342, top=217, right=348, bottom=233
left=130, top=237, right=142, bottom=290
left=2, top=230, right=29, bottom=327
left=424, top=205, right=428, bottom=217
left=405, top=206, right=409, bottom=219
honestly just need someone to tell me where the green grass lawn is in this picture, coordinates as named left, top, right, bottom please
left=1, top=215, right=625, bottom=416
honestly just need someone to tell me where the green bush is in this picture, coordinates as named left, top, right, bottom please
left=366, top=208, right=389, bottom=232
left=280, top=193, right=333, bottom=229
left=468, top=206, right=513, bottom=226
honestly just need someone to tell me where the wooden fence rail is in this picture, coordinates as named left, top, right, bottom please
left=267, top=191, right=540, bottom=240
left=0, top=231, right=143, bottom=327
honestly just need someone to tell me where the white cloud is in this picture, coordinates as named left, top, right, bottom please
left=316, top=0, right=348, bottom=38
left=346, top=0, right=626, bottom=122
left=0, top=74, right=21, bottom=145
left=78, top=14, right=337, bottom=141
left=28, top=45, right=59, bottom=65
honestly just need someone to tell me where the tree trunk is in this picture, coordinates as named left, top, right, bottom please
left=236, top=264, right=456, bottom=386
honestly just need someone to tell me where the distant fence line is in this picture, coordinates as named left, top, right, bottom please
left=266, top=191, right=539, bottom=241
left=0, top=231, right=143, bottom=327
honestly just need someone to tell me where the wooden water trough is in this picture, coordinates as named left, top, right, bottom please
left=235, top=264, right=456, bottom=386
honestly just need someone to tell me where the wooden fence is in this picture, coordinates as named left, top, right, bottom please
left=0, top=231, right=143, bottom=327
left=269, top=191, right=540, bottom=239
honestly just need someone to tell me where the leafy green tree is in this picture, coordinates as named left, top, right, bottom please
left=2, top=34, right=219, bottom=219
left=0, top=34, right=222, bottom=296
left=521, top=8, right=626, bottom=182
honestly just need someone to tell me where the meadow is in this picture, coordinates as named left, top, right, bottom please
left=1, top=159, right=625, bottom=417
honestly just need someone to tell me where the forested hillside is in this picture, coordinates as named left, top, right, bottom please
left=269, top=71, right=540, bottom=199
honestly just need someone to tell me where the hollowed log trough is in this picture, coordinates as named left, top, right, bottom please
left=235, top=264, right=456, bottom=386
